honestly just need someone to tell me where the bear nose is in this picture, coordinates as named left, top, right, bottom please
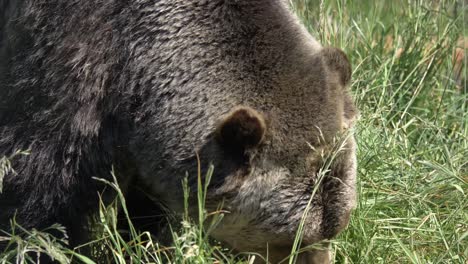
left=216, top=106, right=266, bottom=152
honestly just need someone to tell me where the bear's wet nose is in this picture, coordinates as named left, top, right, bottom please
left=216, top=106, right=266, bottom=152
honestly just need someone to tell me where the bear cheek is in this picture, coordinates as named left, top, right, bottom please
left=216, top=106, right=266, bottom=153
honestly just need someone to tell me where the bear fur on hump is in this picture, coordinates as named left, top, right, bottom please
left=0, top=0, right=357, bottom=261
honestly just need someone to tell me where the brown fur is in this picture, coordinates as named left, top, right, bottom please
left=0, top=1, right=357, bottom=262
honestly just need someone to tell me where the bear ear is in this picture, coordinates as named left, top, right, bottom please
left=216, top=106, right=266, bottom=151
left=321, top=47, right=352, bottom=87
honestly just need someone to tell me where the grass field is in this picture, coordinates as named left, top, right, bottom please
left=1, top=0, right=467, bottom=263
left=304, top=1, right=467, bottom=263
left=307, top=1, right=467, bottom=263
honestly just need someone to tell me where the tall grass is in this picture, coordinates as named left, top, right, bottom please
left=1, top=166, right=234, bottom=264
left=294, top=0, right=467, bottom=263
left=1, top=0, right=467, bottom=263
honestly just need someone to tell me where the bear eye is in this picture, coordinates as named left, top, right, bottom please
left=216, top=106, right=266, bottom=152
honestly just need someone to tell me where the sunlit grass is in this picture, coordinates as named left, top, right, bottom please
left=300, top=1, right=467, bottom=263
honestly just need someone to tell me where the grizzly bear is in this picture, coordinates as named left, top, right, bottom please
left=0, top=0, right=357, bottom=263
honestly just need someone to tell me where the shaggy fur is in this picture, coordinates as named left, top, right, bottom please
left=0, top=0, right=357, bottom=262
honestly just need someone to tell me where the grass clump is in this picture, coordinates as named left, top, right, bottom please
left=1, top=166, right=234, bottom=264
left=84, top=166, right=234, bottom=264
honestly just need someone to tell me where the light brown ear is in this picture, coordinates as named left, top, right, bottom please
left=216, top=106, right=266, bottom=151
left=321, top=47, right=352, bottom=87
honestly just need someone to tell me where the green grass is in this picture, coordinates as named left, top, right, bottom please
left=299, top=0, right=467, bottom=263
left=1, top=0, right=467, bottom=263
